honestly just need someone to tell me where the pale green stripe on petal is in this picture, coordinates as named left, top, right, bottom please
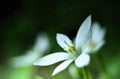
left=52, top=59, right=73, bottom=76
left=33, top=52, right=70, bottom=66
left=56, top=33, right=74, bottom=51
left=81, top=30, right=92, bottom=52
left=75, top=15, right=92, bottom=52
left=75, top=54, right=90, bottom=67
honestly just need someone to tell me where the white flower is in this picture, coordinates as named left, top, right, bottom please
left=33, top=15, right=92, bottom=76
left=10, top=33, right=50, bottom=67
left=83, top=22, right=106, bottom=54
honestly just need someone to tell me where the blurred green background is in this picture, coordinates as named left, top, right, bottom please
left=0, top=0, right=120, bottom=79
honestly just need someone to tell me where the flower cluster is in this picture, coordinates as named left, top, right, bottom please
left=33, top=15, right=106, bottom=76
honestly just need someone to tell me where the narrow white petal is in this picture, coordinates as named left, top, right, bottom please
left=92, top=22, right=106, bottom=43
left=33, top=52, right=70, bottom=66
left=82, top=46, right=91, bottom=54
left=81, top=30, right=92, bottom=51
left=52, top=60, right=73, bottom=76
left=75, top=54, right=90, bottom=67
left=75, top=15, right=92, bottom=52
left=56, top=33, right=74, bottom=51
left=33, top=33, right=50, bottom=54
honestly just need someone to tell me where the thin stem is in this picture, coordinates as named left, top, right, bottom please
left=69, top=64, right=90, bottom=79
left=82, top=67, right=89, bottom=79
left=96, top=54, right=111, bottom=79
left=69, top=64, right=81, bottom=79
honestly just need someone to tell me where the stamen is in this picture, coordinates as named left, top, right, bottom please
left=68, top=46, right=75, bottom=53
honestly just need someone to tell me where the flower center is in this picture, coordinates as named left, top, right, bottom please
left=69, top=52, right=78, bottom=60
left=63, top=40, right=80, bottom=60
left=68, top=46, right=75, bottom=53
left=63, top=40, right=75, bottom=53
left=68, top=46, right=81, bottom=60
left=89, top=40, right=96, bottom=48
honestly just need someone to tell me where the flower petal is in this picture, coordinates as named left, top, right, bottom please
left=92, top=22, right=106, bottom=43
left=33, top=52, right=70, bottom=66
left=56, top=33, right=74, bottom=51
left=82, top=40, right=105, bottom=54
left=93, top=40, right=105, bottom=52
left=75, top=54, right=90, bottom=67
left=82, top=46, right=91, bottom=54
left=75, top=15, right=92, bottom=52
left=33, top=33, right=50, bottom=54
left=52, top=60, right=73, bottom=76
left=10, top=50, right=38, bottom=67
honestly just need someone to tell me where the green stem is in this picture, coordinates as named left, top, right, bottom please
left=96, top=54, right=111, bottom=79
left=69, top=64, right=90, bottom=79
left=82, top=67, right=89, bottom=79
